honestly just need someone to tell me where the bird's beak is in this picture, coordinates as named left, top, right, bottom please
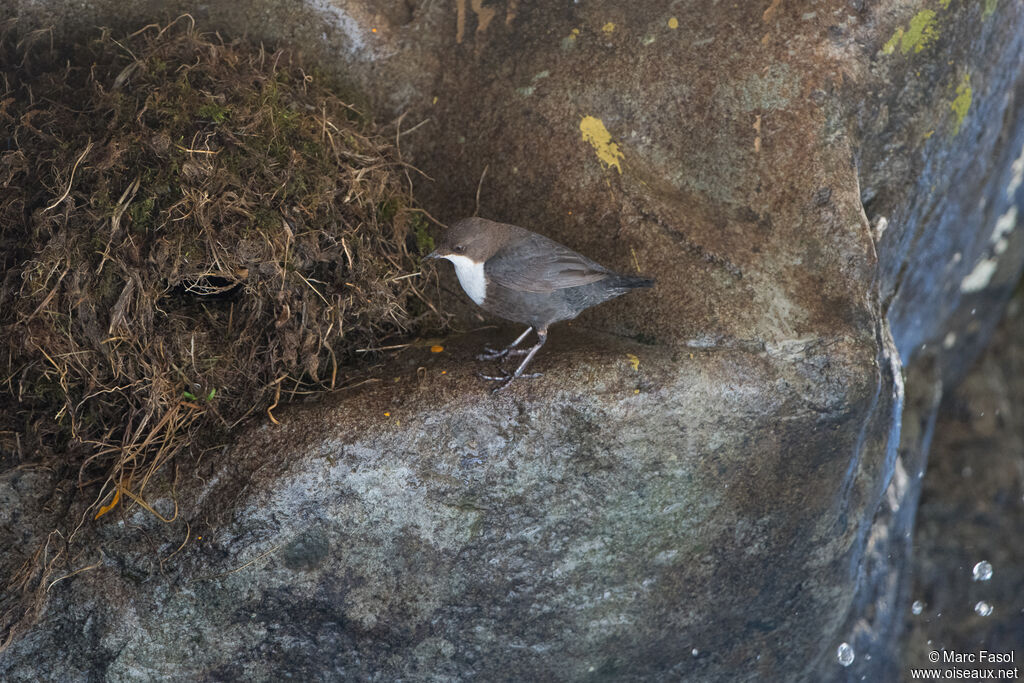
left=424, top=250, right=441, bottom=260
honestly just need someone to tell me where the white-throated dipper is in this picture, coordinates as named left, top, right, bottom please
left=426, top=216, right=653, bottom=391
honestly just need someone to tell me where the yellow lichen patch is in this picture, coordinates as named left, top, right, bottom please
left=602, top=22, right=616, bottom=34
left=579, top=116, right=624, bottom=173
left=983, top=0, right=998, bottom=18
left=950, top=74, right=972, bottom=135
left=904, top=10, right=939, bottom=52
left=626, top=353, right=640, bottom=371
left=882, top=10, right=939, bottom=55
left=939, top=0, right=951, bottom=8
left=882, top=28, right=903, bottom=55
left=668, top=17, right=679, bottom=29
left=561, top=27, right=580, bottom=50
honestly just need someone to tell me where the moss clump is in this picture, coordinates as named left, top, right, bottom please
left=0, top=16, right=442, bottom=645
left=197, top=102, right=230, bottom=124
left=413, top=214, right=436, bottom=256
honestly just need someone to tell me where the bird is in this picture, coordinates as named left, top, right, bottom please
left=426, top=216, right=654, bottom=391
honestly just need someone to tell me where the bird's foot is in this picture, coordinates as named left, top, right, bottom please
left=476, top=346, right=530, bottom=361
left=476, top=346, right=508, bottom=361
left=476, top=327, right=535, bottom=362
left=476, top=369, right=543, bottom=392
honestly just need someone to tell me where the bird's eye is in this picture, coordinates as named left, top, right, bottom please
left=454, top=245, right=465, bottom=254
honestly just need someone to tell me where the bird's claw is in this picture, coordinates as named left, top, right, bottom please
left=476, top=346, right=508, bottom=361
left=477, top=370, right=543, bottom=392
left=476, top=346, right=530, bottom=362
left=477, top=370, right=508, bottom=382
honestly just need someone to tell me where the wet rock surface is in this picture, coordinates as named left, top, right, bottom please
left=1, top=0, right=1023, bottom=681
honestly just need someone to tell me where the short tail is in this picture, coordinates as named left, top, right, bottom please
left=613, top=274, right=655, bottom=289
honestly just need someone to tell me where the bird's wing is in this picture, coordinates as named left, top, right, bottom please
left=485, top=235, right=611, bottom=293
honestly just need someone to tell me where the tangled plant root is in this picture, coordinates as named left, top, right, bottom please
left=0, top=16, right=441, bottom=646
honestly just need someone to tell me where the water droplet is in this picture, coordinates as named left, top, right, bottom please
left=837, top=642, right=855, bottom=667
left=972, top=561, right=993, bottom=581
left=691, top=648, right=699, bottom=657
left=975, top=601, right=994, bottom=617
left=912, top=600, right=924, bottom=615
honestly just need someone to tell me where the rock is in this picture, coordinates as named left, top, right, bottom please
left=825, top=3, right=1024, bottom=678
left=1, top=0, right=1023, bottom=681
left=2, top=336, right=899, bottom=681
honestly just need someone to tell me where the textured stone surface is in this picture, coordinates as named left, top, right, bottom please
left=852, top=0, right=1024, bottom=376
left=1, top=0, right=1023, bottom=681
left=829, top=3, right=1024, bottom=678
left=2, top=337, right=897, bottom=681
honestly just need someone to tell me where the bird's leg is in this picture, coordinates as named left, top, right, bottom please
left=477, top=326, right=533, bottom=361
left=481, top=329, right=548, bottom=392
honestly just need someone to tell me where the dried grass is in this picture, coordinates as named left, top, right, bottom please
left=0, top=16, right=441, bottom=647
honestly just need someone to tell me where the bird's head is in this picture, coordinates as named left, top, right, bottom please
left=425, top=217, right=505, bottom=264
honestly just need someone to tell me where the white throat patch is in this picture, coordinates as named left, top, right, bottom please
left=443, top=254, right=487, bottom=305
